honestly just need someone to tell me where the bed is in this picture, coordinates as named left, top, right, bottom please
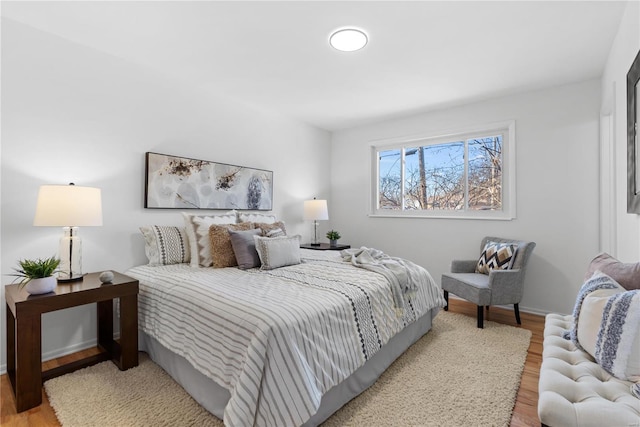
left=126, top=248, right=445, bottom=427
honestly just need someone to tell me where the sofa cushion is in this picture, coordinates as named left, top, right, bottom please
left=538, top=314, right=640, bottom=427
left=585, top=252, right=640, bottom=290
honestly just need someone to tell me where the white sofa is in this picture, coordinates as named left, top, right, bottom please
left=538, top=313, right=640, bottom=427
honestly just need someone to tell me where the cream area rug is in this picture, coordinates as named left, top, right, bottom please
left=45, top=312, right=532, bottom=427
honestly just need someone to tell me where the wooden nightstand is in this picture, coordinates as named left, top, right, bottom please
left=300, top=243, right=351, bottom=251
left=5, top=271, right=139, bottom=412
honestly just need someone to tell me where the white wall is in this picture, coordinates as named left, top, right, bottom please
left=331, top=79, right=602, bottom=316
left=0, top=19, right=331, bottom=371
left=601, top=1, right=640, bottom=260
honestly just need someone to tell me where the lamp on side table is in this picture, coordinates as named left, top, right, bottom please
left=33, top=183, right=103, bottom=281
left=303, top=198, right=328, bottom=246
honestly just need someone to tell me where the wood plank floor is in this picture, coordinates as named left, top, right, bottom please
left=1, top=298, right=544, bottom=426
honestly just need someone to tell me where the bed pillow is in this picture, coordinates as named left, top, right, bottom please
left=585, top=252, right=640, bottom=290
left=183, top=211, right=237, bottom=267
left=254, top=235, right=301, bottom=270
left=255, top=221, right=287, bottom=237
left=209, top=223, right=254, bottom=268
left=238, top=212, right=277, bottom=224
left=229, top=228, right=263, bottom=269
left=475, top=241, right=518, bottom=274
left=140, top=225, right=190, bottom=266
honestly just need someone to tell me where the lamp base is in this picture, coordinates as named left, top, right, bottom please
left=310, top=243, right=321, bottom=246
left=57, top=273, right=86, bottom=282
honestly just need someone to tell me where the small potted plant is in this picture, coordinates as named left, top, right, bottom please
left=326, top=230, right=341, bottom=247
left=9, top=256, right=60, bottom=295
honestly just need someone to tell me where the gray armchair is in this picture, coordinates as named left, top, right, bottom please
left=441, top=236, right=536, bottom=328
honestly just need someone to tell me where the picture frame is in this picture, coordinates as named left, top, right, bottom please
left=144, top=152, right=273, bottom=210
left=627, top=50, right=640, bottom=214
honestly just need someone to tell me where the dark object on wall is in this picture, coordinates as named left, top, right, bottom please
left=627, top=50, right=640, bottom=214
left=144, top=152, right=273, bottom=210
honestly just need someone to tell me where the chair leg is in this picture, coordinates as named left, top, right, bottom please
left=514, top=303, right=521, bottom=325
left=477, top=305, right=484, bottom=328
left=443, top=291, right=449, bottom=311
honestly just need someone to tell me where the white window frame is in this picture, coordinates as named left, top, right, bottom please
left=370, top=120, right=516, bottom=220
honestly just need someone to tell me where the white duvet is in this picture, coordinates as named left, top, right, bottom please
left=126, top=249, right=445, bottom=427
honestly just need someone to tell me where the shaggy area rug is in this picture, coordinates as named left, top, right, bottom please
left=45, top=311, right=531, bottom=426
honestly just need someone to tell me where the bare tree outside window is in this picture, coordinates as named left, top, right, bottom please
left=377, top=135, right=503, bottom=212
left=468, top=136, right=502, bottom=210
left=379, top=149, right=402, bottom=209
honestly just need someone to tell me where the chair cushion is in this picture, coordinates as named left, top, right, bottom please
left=441, top=273, right=491, bottom=306
left=475, top=240, right=518, bottom=274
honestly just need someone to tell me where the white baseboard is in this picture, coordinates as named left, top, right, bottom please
left=446, top=294, right=560, bottom=317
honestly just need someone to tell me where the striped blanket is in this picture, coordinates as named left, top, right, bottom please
left=126, top=250, right=445, bottom=427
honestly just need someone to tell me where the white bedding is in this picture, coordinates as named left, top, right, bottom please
left=126, top=249, right=445, bottom=427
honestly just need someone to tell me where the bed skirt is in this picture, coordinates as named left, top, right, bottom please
left=139, top=307, right=440, bottom=427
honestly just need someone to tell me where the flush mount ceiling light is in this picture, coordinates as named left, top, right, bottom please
left=329, top=28, right=368, bottom=52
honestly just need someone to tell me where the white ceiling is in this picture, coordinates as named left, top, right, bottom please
left=2, top=1, right=628, bottom=131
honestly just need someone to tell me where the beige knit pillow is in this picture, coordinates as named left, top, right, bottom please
left=209, top=222, right=254, bottom=268
left=255, top=221, right=287, bottom=237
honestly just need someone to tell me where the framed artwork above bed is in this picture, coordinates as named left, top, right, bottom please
left=144, top=152, right=273, bottom=210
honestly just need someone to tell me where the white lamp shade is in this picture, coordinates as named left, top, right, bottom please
left=33, top=185, right=103, bottom=227
left=303, top=199, right=329, bottom=221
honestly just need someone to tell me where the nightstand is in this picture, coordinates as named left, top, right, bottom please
left=5, top=271, right=139, bottom=412
left=300, top=243, right=351, bottom=251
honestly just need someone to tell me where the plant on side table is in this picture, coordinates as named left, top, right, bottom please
left=326, top=230, right=342, bottom=247
left=9, top=256, right=61, bottom=295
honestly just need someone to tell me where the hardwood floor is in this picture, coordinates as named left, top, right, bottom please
left=1, top=298, right=544, bottom=426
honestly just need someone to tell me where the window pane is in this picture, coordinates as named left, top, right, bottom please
left=403, top=147, right=421, bottom=209
left=378, top=149, right=401, bottom=210
left=468, top=136, right=502, bottom=210
left=419, top=142, right=464, bottom=210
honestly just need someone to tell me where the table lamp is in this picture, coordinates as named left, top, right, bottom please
left=33, top=183, right=103, bottom=282
left=303, top=198, right=328, bottom=246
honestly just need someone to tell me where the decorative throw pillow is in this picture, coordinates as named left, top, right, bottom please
left=238, top=212, right=277, bottom=224
left=209, top=223, right=254, bottom=268
left=576, top=283, right=626, bottom=357
left=569, top=271, right=622, bottom=351
left=594, top=289, right=640, bottom=383
left=183, top=211, right=237, bottom=267
left=475, top=241, right=518, bottom=274
left=140, top=225, right=190, bottom=266
left=255, top=221, right=287, bottom=237
left=585, top=252, right=640, bottom=290
left=254, top=235, right=301, bottom=270
left=229, top=228, right=263, bottom=269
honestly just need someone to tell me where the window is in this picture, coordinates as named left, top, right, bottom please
left=372, top=121, right=515, bottom=219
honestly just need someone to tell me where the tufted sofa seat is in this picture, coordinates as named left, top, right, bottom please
left=538, top=313, right=640, bottom=427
